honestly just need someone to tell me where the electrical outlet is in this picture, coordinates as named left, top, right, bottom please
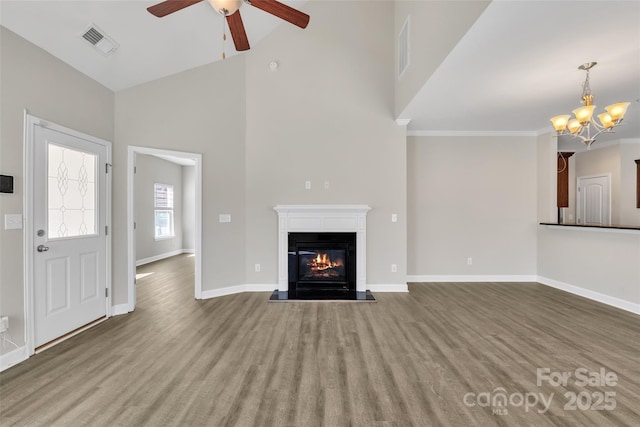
left=219, top=214, right=231, bottom=223
left=324, top=181, right=330, bottom=190
left=467, top=257, right=473, bottom=265
left=255, top=264, right=261, bottom=273
left=305, top=181, right=311, bottom=190
left=391, top=264, right=397, bottom=273
left=0, top=316, right=8, bottom=333
left=391, top=213, right=398, bottom=223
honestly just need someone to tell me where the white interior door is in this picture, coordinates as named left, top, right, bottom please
left=33, top=124, right=108, bottom=347
left=577, top=174, right=611, bottom=226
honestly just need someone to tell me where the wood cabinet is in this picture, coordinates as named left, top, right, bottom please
left=557, top=152, right=574, bottom=208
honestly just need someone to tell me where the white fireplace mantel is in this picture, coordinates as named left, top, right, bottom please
left=274, top=205, right=371, bottom=293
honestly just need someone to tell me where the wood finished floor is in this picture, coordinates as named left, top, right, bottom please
left=1, top=254, right=639, bottom=426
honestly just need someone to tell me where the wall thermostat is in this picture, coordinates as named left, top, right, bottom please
left=0, top=175, right=13, bottom=194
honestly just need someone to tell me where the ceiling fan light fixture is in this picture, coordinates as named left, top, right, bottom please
left=208, top=0, right=243, bottom=16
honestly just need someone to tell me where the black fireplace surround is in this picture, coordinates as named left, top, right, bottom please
left=287, top=232, right=356, bottom=299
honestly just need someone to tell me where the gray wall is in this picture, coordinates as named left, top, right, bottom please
left=407, top=135, right=538, bottom=276
left=538, top=227, right=640, bottom=305
left=182, top=165, right=196, bottom=251
left=244, top=0, right=407, bottom=286
left=115, top=56, right=247, bottom=301
left=0, top=26, right=114, bottom=353
left=134, top=154, right=184, bottom=262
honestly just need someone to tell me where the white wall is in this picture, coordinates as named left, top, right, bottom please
left=0, top=26, right=114, bottom=354
left=394, top=1, right=490, bottom=116
left=407, top=135, right=538, bottom=278
left=244, top=1, right=407, bottom=287
left=134, top=154, right=183, bottom=262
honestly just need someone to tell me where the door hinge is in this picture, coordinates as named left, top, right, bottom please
left=134, top=166, right=137, bottom=174
left=105, top=288, right=108, bottom=298
left=105, top=163, right=112, bottom=174
left=105, top=225, right=108, bottom=236
left=134, top=222, right=137, bottom=230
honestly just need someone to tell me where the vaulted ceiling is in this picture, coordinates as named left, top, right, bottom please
left=2, top=1, right=639, bottom=139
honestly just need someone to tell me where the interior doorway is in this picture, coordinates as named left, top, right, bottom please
left=127, top=146, right=202, bottom=312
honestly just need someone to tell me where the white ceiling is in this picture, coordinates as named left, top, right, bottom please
left=0, top=0, right=309, bottom=91
left=1, top=0, right=639, bottom=140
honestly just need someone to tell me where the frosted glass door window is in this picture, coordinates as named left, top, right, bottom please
left=48, top=143, right=97, bottom=238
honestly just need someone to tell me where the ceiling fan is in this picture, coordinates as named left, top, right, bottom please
left=147, top=0, right=310, bottom=52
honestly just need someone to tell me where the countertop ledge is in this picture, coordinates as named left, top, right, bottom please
left=540, top=222, right=640, bottom=231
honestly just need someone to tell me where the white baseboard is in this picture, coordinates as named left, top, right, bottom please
left=200, top=284, right=275, bottom=299
left=244, top=284, right=278, bottom=292
left=112, top=303, right=134, bottom=316
left=0, top=345, right=28, bottom=372
left=368, top=284, right=409, bottom=292
left=537, top=276, right=640, bottom=315
left=136, top=249, right=191, bottom=266
left=407, top=275, right=537, bottom=283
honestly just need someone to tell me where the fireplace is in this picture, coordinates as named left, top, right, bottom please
left=288, top=232, right=356, bottom=299
left=273, top=205, right=373, bottom=300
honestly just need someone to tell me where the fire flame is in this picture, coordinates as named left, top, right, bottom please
left=310, top=252, right=342, bottom=271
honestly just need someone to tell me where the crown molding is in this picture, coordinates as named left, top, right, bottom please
left=407, top=130, right=538, bottom=137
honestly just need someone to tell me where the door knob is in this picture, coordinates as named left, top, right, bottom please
left=37, top=245, right=49, bottom=252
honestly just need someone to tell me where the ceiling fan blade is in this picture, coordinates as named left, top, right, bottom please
left=226, top=11, right=250, bottom=51
left=147, top=0, right=204, bottom=18
left=249, top=0, right=310, bottom=29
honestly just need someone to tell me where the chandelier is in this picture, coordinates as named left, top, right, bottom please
left=550, top=62, right=630, bottom=149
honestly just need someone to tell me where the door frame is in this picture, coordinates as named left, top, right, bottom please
left=23, top=112, right=112, bottom=356
left=576, top=172, right=612, bottom=225
left=127, top=146, right=202, bottom=311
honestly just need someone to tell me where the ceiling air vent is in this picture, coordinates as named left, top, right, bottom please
left=81, top=24, right=119, bottom=56
left=398, top=16, right=410, bottom=79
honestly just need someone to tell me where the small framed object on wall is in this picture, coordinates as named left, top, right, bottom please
left=0, top=175, right=14, bottom=194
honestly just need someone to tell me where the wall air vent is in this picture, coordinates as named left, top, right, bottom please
left=81, top=24, right=119, bottom=56
left=398, top=16, right=410, bottom=79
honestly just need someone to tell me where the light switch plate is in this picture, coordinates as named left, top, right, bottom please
left=4, top=214, right=23, bottom=230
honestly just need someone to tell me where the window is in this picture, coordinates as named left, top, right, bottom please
left=154, top=183, right=174, bottom=239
